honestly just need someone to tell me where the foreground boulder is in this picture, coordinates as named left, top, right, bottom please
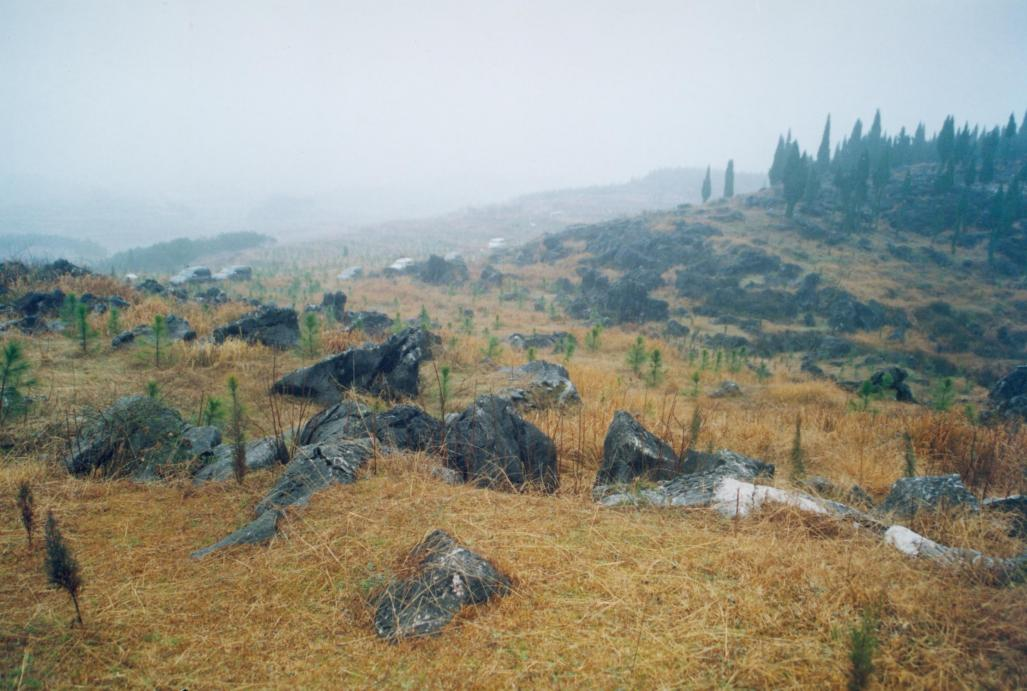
left=500, top=360, right=580, bottom=409
left=191, top=439, right=372, bottom=558
left=985, top=365, right=1027, bottom=422
left=192, top=437, right=287, bottom=484
left=273, top=327, right=433, bottom=403
left=212, top=306, right=299, bottom=349
left=594, top=411, right=679, bottom=486
left=445, top=395, right=558, bottom=492
left=64, top=396, right=215, bottom=480
left=984, top=495, right=1027, bottom=538
left=299, top=400, right=444, bottom=452
left=879, top=475, right=979, bottom=517
left=372, top=530, right=511, bottom=641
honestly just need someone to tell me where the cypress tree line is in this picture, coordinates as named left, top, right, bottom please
left=701, top=165, right=712, bottom=203
left=723, top=160, right=734, bottom=198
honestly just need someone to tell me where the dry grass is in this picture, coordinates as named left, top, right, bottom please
left=1, top=265, right=1025, bottom=688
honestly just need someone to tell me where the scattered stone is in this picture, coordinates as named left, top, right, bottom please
left=137, top=278, right=165, bottom=294
left=372, top=530, right=512, bottom=641
left=507, top=332, right=572, bottom=351
left=879, top=475, right=979, bottom=517
left=189, top=509, right=283, bottom=560
left=212, top=265, right=252, bottom=281
left=342, top=310, right=393, bottom=336
left=169, top=266, right=212, bottom=285
left=594, top=411, right=679, bottom=486
left=848, top=485, right=875, bottom=509
left=193, top=437, right=287, bottom=484
left=986, top=365, right=1027, bottom=422
left=430, top=466, right=464, bottom=485
left=445, top=395, right=558, bottom=492
left=273, top=327, right=434, bottom=403
left=320, top=291, right=347, bottom=321
left=111, top=314, right=196, bottom=349
left=63, top=396, right=207, bottom=480
left=181, top=426, right=222, bottom=458
left=983, top=495, right=1027, bottom=538
left=14, top=289, right=64, bottom=316
left=500, top=360, right=580, bottom=409
left=337, top=266, right=363, bottom=281
left=478, top=265, right=504, bottom=288
left=709, top=380, right=743, bottom=398
left=298, top=400, right=444, bottom=453
left=212, top=306, right=300, bottom=349
left=665, top=319, right=690, bottom=338
left=416, top=254, right=469, bottom=285
left=196, top=286, right=229, bottom=305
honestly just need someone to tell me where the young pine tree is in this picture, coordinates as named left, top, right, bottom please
left=723, top=160, right=735, bottom=198
left=107, top=306, right=121, bottom=337
left=626, top=336, right=647, bottom=376
left=152, top=314, right=167, bottom=367
left=0, top=340, right=33, bottom=428
left=227, top=376, right=246, bottom=484
left=44, top=511, right=84, bottom=626
left=74, top=303, right=92, bottom=354
left=902, top=432, right=917, bottom=477
left=790, top=415, right=806, bottom=480
left=701, top=165, right=712, bottom=203
left=300, top=312, right=321, bottom=359
left=17, top=481, right=34, bottom=547
left=647, top=348, right=663, bottom=387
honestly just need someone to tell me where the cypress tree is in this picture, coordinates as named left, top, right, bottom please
left=782, top=145, right=808, bottom=217
left=769, top=136, right=786, bottom=185
left=816, top=115, right=831, bottom=170
left=701, top=165, right=712, bottom=203
left=980, top=127, right=999, bottom=183
left=723, top=160, right=735, bottom=198
left=937, top=115, right=955, bottom=167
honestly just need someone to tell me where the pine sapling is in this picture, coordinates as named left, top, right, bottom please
left=227, top=376, right=246, bottom=484
left=17, top=481, right=34, bottom=547
left=647, top=348, right=663, bottom=387
left=790, top=415, right=806, bottom=480
left=626, top=336, right=647, bottom=376
left=74, top=303, right=92, bottom=354
left=0, top=340, right=33, bottom=428
left=152, top=314, right=166, bottom=367
left=902, top=432, right=916, bottom=477
left=847, top=609, right=879, bottom=691
left=44, top=511, right=83, bottom=626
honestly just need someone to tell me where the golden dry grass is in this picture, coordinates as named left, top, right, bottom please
left=1, top=265, right=1025, bottom=688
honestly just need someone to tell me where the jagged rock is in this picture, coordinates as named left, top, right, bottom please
left=500, top=360, right=580, bottom=409
left=196, top=286, right=229, bottom=304
left=254, top=439, right=373, bottom=515
left=14, top=289, right=64, bottom=316
left=137, top=278, right=165, bottom=294
left=212, top=265, right=252, bottom=281
left=594, top=411, right=678, bottom=486
left=479, top=265, right=504, bottom=288
left=182, top=426, right=222, bottom=457
left=193, top=437, right=286, bottom=484
left=298, top=400, right=444, bottom=452
left=342, top=310, right=393, bottom=336
left=169, top=266, right=212, bottom=285
left=320, top=291, right=347, bottom=321
left=372, top=530, right=511, bottom=641
left=273, top=327, right=433, bottom=403
left=879, top=475, right=979, bottom=517
left=986, top=365, right=1027, bottom=422
left=569, top=268, right=668, bottom=324
left=869, top=367, right=915, bottom=402
left=78, top=293, right=130, bottom=314
left=63, top=396, right=207, bottom=480
left=337, top=266, right=363, bottom=281
left=507, top=332, right=572, bottom=351
left=709, top=380, right=743, bottom=398
left=848, top=485, right=875, bottom=509
left=983, top=495, right=1027, bottom=538
left=416, top=254, right=469, bottom=285
left=191, top=439, right=372, bottom=559
left=445, top=395, right=558, bottom=492
left=212, top=306, right=299, bottom=349
left=665, top=319, right=690, bottom=338
left=111, top=314, right=196, bottom=349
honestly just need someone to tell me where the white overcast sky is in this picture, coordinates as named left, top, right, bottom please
left=1, top=0, right=1026, bottom=219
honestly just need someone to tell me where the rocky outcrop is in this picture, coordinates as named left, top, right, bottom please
left=342, top=310, right=393, bottom=336
left=192, top=437, right=287, bottom=484
left=212, top=265, right=252, bottom=281
left=709, top=380, right=743, bottom=398
left=879, top=475, right=979, bottom=517
left=985, top=365, right=1027, bottom=422
left=568, top=268, right=668, bottom=324
left=478, top=265, right=505, bottom=289
left=415, top=254, right=469, bottom=285
left=273, top=327, right=433, bottom=403
left=445, top=395, right=558, bottom=492
left=169, top=266, right=212, bottom=285
left=298, top=400, right=444, bottom=453
left=63, top=396, right=216, bottom=480
left=14, top=289, right=64, bottom=316
left=500, top=360, right=580, bottom=409
left=372, top=530, right=511, bottom=641
left=212, top=306, right=299, bottom=349
left=111, top=314, right=196, bottom=349
left=983, top=495, right=1027, bottom=538
left=191, top=439, right=372, bottom=559
left=868, top=367, right=916, bottom=402
left=594, top=411, right=679, bottom=486
left=507, top=332, right=573, bottom=351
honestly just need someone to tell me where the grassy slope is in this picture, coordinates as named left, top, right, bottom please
left=1, top=233, right=1026, bottom=688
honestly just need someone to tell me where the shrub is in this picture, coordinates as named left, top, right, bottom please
left=44, top=511, right=84, bottom=626
left=17, top=481, right=34, bottom=547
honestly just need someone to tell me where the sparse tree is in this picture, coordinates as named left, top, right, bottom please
left=626, top=336, right=647, bottom=376
left=723, top=160, right=735, bottom=198
left=44, top=511, right=84, bottom=626
left=647, top=348, right=663, bottom=387
left=106, top=306, right=120, bottom=338
left=227, top=376, right=246, bottom=484
left=816, top=115, right=831, bottom=170
left=701, top=165, right=712, bottom=203
left=790, top=415, right=806, bottom=479
left=0, top=340, right=33, bottom=427
left=300, top=311, right=321, bottom=359
left=74, top=303, right=93, bottom=354
left=902, top=432, right=917, bottom=477
left=782, top=145, right=809, bottom=217
left=152, top=314, right=166, bottom=367
left=769, top=136, right=786, bottom=185
left=937, top=115, right=955, bottom=167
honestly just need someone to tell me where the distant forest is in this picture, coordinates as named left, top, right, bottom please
left=105, top=231, right=274, bottom=274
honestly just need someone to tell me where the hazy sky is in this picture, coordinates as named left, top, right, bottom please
left=1, top=0, right=1026, bottom=232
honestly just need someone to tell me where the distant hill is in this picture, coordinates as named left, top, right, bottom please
left=0, top=233, right=108, bottom=264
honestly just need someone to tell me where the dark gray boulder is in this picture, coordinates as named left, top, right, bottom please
left=500, top=360, right=580, bottom=409
left=416, top=255, right=469, bottom=285
left=594, top=411, right=678, bottom=486
left=298, top=400, right=444, bottom=453
left=986, top=365, right=1027, bottom=422
left=321, top=291, right=347, bottom=321
left=272, top=327, right=433, bottom=403
left=63, top=396, right=207, bottom=480
left=983, top=495, right=1027, bottom=538
left=678, top=449, right=776, bottom=481
left=169, top=266, right=212, bottom=285
left=445, top=395, right=558, bottom=492
left=111, top=314, right=196, bottom=349
left=14, top=289, right=64, bottom=316
left=709, top=380, right=743, bottom=398
left=879, top=475, right=979, bottom=517
left=342, top=310, right=393, bottom=336
left=212, top=306, right=299, bottom=349
left=191, top=439, right=372, bottom=559
left=507, top=332, right=573, bottom=351
left=372, top=529, right=511, bottom=641
left=193, top=437, right=287, bottom=484
left=478, top=265, right=504, bottom=288
left=869, top=367, right=915, bottom=402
